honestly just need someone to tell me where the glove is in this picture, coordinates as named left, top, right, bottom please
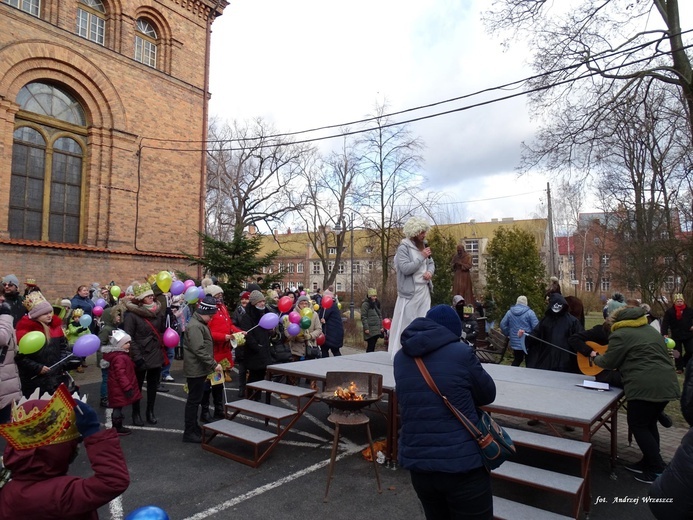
left=77, top=327, right=88, bottom=334
left=74, top=402, right=100, bottom=438
left=135, top=358, right=146, bottom=370
left=125, top=389, right=134, bottom=399
left=0, top=303, right=11, bottom=316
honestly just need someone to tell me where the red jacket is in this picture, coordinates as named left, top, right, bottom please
left=102, top=348, right=142, bottom=408
left=207, top=303, right=241, bottom=366
left=0, top=429, right=130, bottom=519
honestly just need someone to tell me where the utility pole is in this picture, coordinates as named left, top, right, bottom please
left=349, top=213, right=355, bottom=320
left=546, top=182, right=557, bottom=278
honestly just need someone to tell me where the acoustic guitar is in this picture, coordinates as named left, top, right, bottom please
left=577, top=341, right=608, bottom=376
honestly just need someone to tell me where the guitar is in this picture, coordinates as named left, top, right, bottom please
left=577, top=341, right=608, bottom=376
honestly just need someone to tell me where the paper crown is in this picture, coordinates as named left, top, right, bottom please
left=72, top=308, right=84, bottom=318
left=0, top=384, right=87, bottom=450
left=463, top=305, right=475, bottom=315
left=23, top=291, right=53, bottom=318
left=25, top=278, right=37, bottom=286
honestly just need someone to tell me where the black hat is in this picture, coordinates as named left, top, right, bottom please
left=197, top=295, right=218, bottom=315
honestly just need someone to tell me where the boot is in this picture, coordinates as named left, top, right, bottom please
left=146, top=407, right=158, bottom=425
left=112, top=416, right=132, bottom=436
left=200, top=406, right=212, bottom=424
left=214, top=404, right=225, bottom=419
left=132, top=401, right=144, bottom=427
left=212, top=385, right=225, bottom=419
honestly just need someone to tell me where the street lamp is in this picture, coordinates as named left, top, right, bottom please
left=334, top=214, right=355, bottom=320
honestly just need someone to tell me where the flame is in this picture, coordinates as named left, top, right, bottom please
left=333, top=381, right=365, bottom=401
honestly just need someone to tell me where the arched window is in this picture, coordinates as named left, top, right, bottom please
left=2, top=0, right=40, bottom=17
left=10, top=82, right=86, bottom=243
left=76, top=0, right=106, bottom=45
left=135, top=19, right=157, bottom=68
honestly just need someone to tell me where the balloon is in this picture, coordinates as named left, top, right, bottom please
left=321, top=296, right=334, bottom=309
left=184, top=286, right=199, bottom=303
left=300, top=316, right=312, bottom=330
left=79, top=314, right=92, bottom=328
left=73, top=334, right=101, bottom=357
left=110, top=285, right=121, bottom=298
left=155, top=271, right=173, bottom=293
left=18, top=331, right=46, bottom=355
left=316, top=333, right=326, bottom=346
left=665, top=337, right=676, bottom=349
left=163, top=328, right=180, bottom=348
left=300, top=307, right=313, bottom=319
left=197, top=286, right=206, bottom=300
left=125, top=506, right=169, bottom=520
left=288, top=311, right=301, bottom=324
left=277, top=296, right=292, bottom=313
left=183, top=279, right=196, bottom=290
left=95, top=298, right=107, bottom=309
left=300, top=291, right=306, bottom=296
left=313, top=304, right=320, bottom=311
left=337, top=302, right=342, bottom=310
left=170, top=280, right=185, bottom=296
left=259, top=313, right=279, bottom=330
left=382, top=318, right=392, bottom=330
left=92, top=306, right=104, bottom=317
left=287, top=323, right=301, bottom=336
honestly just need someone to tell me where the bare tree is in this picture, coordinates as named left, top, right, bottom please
left=206, top=118, right=314, bottom=239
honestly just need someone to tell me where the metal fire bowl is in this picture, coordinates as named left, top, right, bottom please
left=318, top=393, right=382, bottom=412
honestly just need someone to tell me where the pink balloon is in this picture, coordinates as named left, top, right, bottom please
left=288, top=311, right=301, bottom=324
left=300, top=291, right=306, bottom=296
left=184, top=279, right=196, bottom=290
left=163, top=327, right=180, bottom=348
left=73, top=334, right=101, bottom=357
left=92, top=306, right=104, bottom=317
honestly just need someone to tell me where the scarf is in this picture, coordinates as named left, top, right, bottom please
left=675, top=303, right=685, bottom=320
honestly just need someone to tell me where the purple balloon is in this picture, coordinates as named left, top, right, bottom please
left=197, top=286, right=206, bottom=300
left=170, top=280, right=185, bottom=296
left=95, top=298, right=107, bottom=309
left=73, top=334, right=101, bottom=357
left=287, top=323, right=301, bottom=336
left=259, top=312, right=279, bottom=330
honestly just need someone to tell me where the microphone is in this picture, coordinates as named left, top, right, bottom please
left=423, top=239, right=431, bottom=258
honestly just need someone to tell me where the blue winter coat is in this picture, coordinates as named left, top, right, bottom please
left=321, top=306, right=344, bottom=350
left=500, top=304, right=539, bottom=351
left=394, top=317, right=497, bottom=473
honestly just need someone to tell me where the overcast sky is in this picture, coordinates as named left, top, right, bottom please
left=207, top=1, right=692, bottom=226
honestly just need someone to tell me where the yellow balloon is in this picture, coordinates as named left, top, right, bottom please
left=300, top=307, right=314, bottom=319
left=156, top=270, right=173, bottom=293
left=337, top=302, right=342, bottom=310
left=110, top=285, right=121, bottom=298
left=313, top=304, right=320, bottom=311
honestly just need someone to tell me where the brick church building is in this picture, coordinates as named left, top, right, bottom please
left=0, top=0, right=226, bottom=296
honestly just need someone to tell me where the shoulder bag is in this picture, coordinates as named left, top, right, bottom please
left=414, top=357, right=515, bottom=470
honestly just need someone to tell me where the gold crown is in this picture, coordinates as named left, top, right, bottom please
left=23, top=291, right=48, bottom=311
left=0, top=385, right=87, bottom=450
left=25, top=278, right=37, bottom=286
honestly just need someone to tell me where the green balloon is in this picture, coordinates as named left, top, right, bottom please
left=300, top=316, right=312, bottom=330
left=18, top=331, right=46, bottom=355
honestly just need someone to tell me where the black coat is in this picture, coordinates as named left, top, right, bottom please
left=238, top=305, right=272, bottom=371
left=122, top=301, right=165, bottom=370
left=661, top=305, right=693, bottom=342
left=649, top=427, right=693, bottom=519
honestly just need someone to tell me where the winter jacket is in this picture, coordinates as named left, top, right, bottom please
left=648, top=427, right=693, bottom=520
left=394, top=317, right=497, bottom=473
left=65, top=320, right=89, bottom=346
left=4, top=291, right=25, bottom=326
left=361, top=298, right=383, bottom=341
left=0, top=429, right=129, bottom=519
left=683, top=357, right=693, bottom=426
left=232, top=304, right=246, bottom=327
left=661, top=304, right=693, bottom=342
left=286, top=303, right=322, bottom=358
left=526, top=293, right=583, bottom=373
left=237, top=305, right=272, bottom=370
left=394, top=238, right=435, bottom=298
left=0, top=314, right=22, bottom=409
left=321, top=305, right=344, bottom=350
left=102, top=347, right=141, bottom=408
left=70, top=294, right=95, bottom=317
left=594, top=307, right=680, bottom=403
left=122, top=301, right=165, bottom=371
left=183, top=313, right=217, bottom=378
left=15, top=315, right=72, bottom=397
left=207, top=303, right=240, bottom=366
left=500, top=304, right=539, bottom=351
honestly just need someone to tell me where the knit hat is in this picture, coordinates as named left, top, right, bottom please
left=110, top=329, right=132, bottom=350
left=426, top=305, right=462, bottom=338
left=205, top=284, right=223, bottom=297
left=201, top=277, right=213, bottom=288
left=197, top=295, right=218, bottom=315
left=452, top=295, right=465, bottom=307
left=2, top=274, right=19, bottom=287
left=674, top=293, right=684, bottom=303
left=248, top=290, right=265, bottom=306
left=367, top=288, right=377, bottom=298
left=516, top=296, right=528, bottom=306
left=60, top=299, right=72, bottom=308
left=240, top=291, right=251, bottom=300
left=606, top=298, right=627, bottom=316
left=24, top=291, right=53, bottom=319
left=296, top=295, right=311, bottom=306
left=132, top=282, right=154, bottom=300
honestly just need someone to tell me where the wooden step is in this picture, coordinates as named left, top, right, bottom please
left=247, top=379, right=316, bottom=398
left=225, top=399, right=297, bottom=421
left=503, top=427, right=592, bottom=458
left=493, top=496, right=573, bottom=520
left=202, top=419, right=277, bottom=445
left=492, top=461, right=584, bottom=496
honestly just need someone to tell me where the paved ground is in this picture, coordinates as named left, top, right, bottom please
left=5, top=345, right=688, bottom=519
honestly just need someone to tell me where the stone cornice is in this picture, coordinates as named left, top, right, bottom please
left=171, top=0, right=228, bottom=21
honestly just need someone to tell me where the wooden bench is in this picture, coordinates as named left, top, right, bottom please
left=493, top=496, right=573, bottom=520
left=475, top=328, right=509, bottom=364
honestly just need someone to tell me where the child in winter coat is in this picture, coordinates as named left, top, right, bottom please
left=102, top=330, right=142, bottom=435
left=65, top=308, right=89, bottom=373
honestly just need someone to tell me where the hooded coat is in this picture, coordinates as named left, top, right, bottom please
left=237, top=305, right=272, bottom=371
left=360, top=297, right=383, bottom=341
left=394, top=317, right=496, bottom=473
left=207, top=302, right=241, bottom=366
left=500, top=304, right=539, bottom=351
left=101, top=346, right=142, bottom=408
left=0, top=429, right=129, bottom=519
left=525, top=293, right=583, bottom=373
left=0, top=314, right=21, bottom=410
left=122, top=301, right=165, bottom=370
left=321, top=305, right=344, bottom=351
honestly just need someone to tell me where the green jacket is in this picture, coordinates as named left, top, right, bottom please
left=595, top=307, right=680, bottom=402
left=360, top=298, right=382, bottom=340
left=183, top=313, right=217, bottom=378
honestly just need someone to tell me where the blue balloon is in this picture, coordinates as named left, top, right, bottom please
left=79, top=314, right=92, bottom=328
left=125, top=506, right=169, bottom=520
